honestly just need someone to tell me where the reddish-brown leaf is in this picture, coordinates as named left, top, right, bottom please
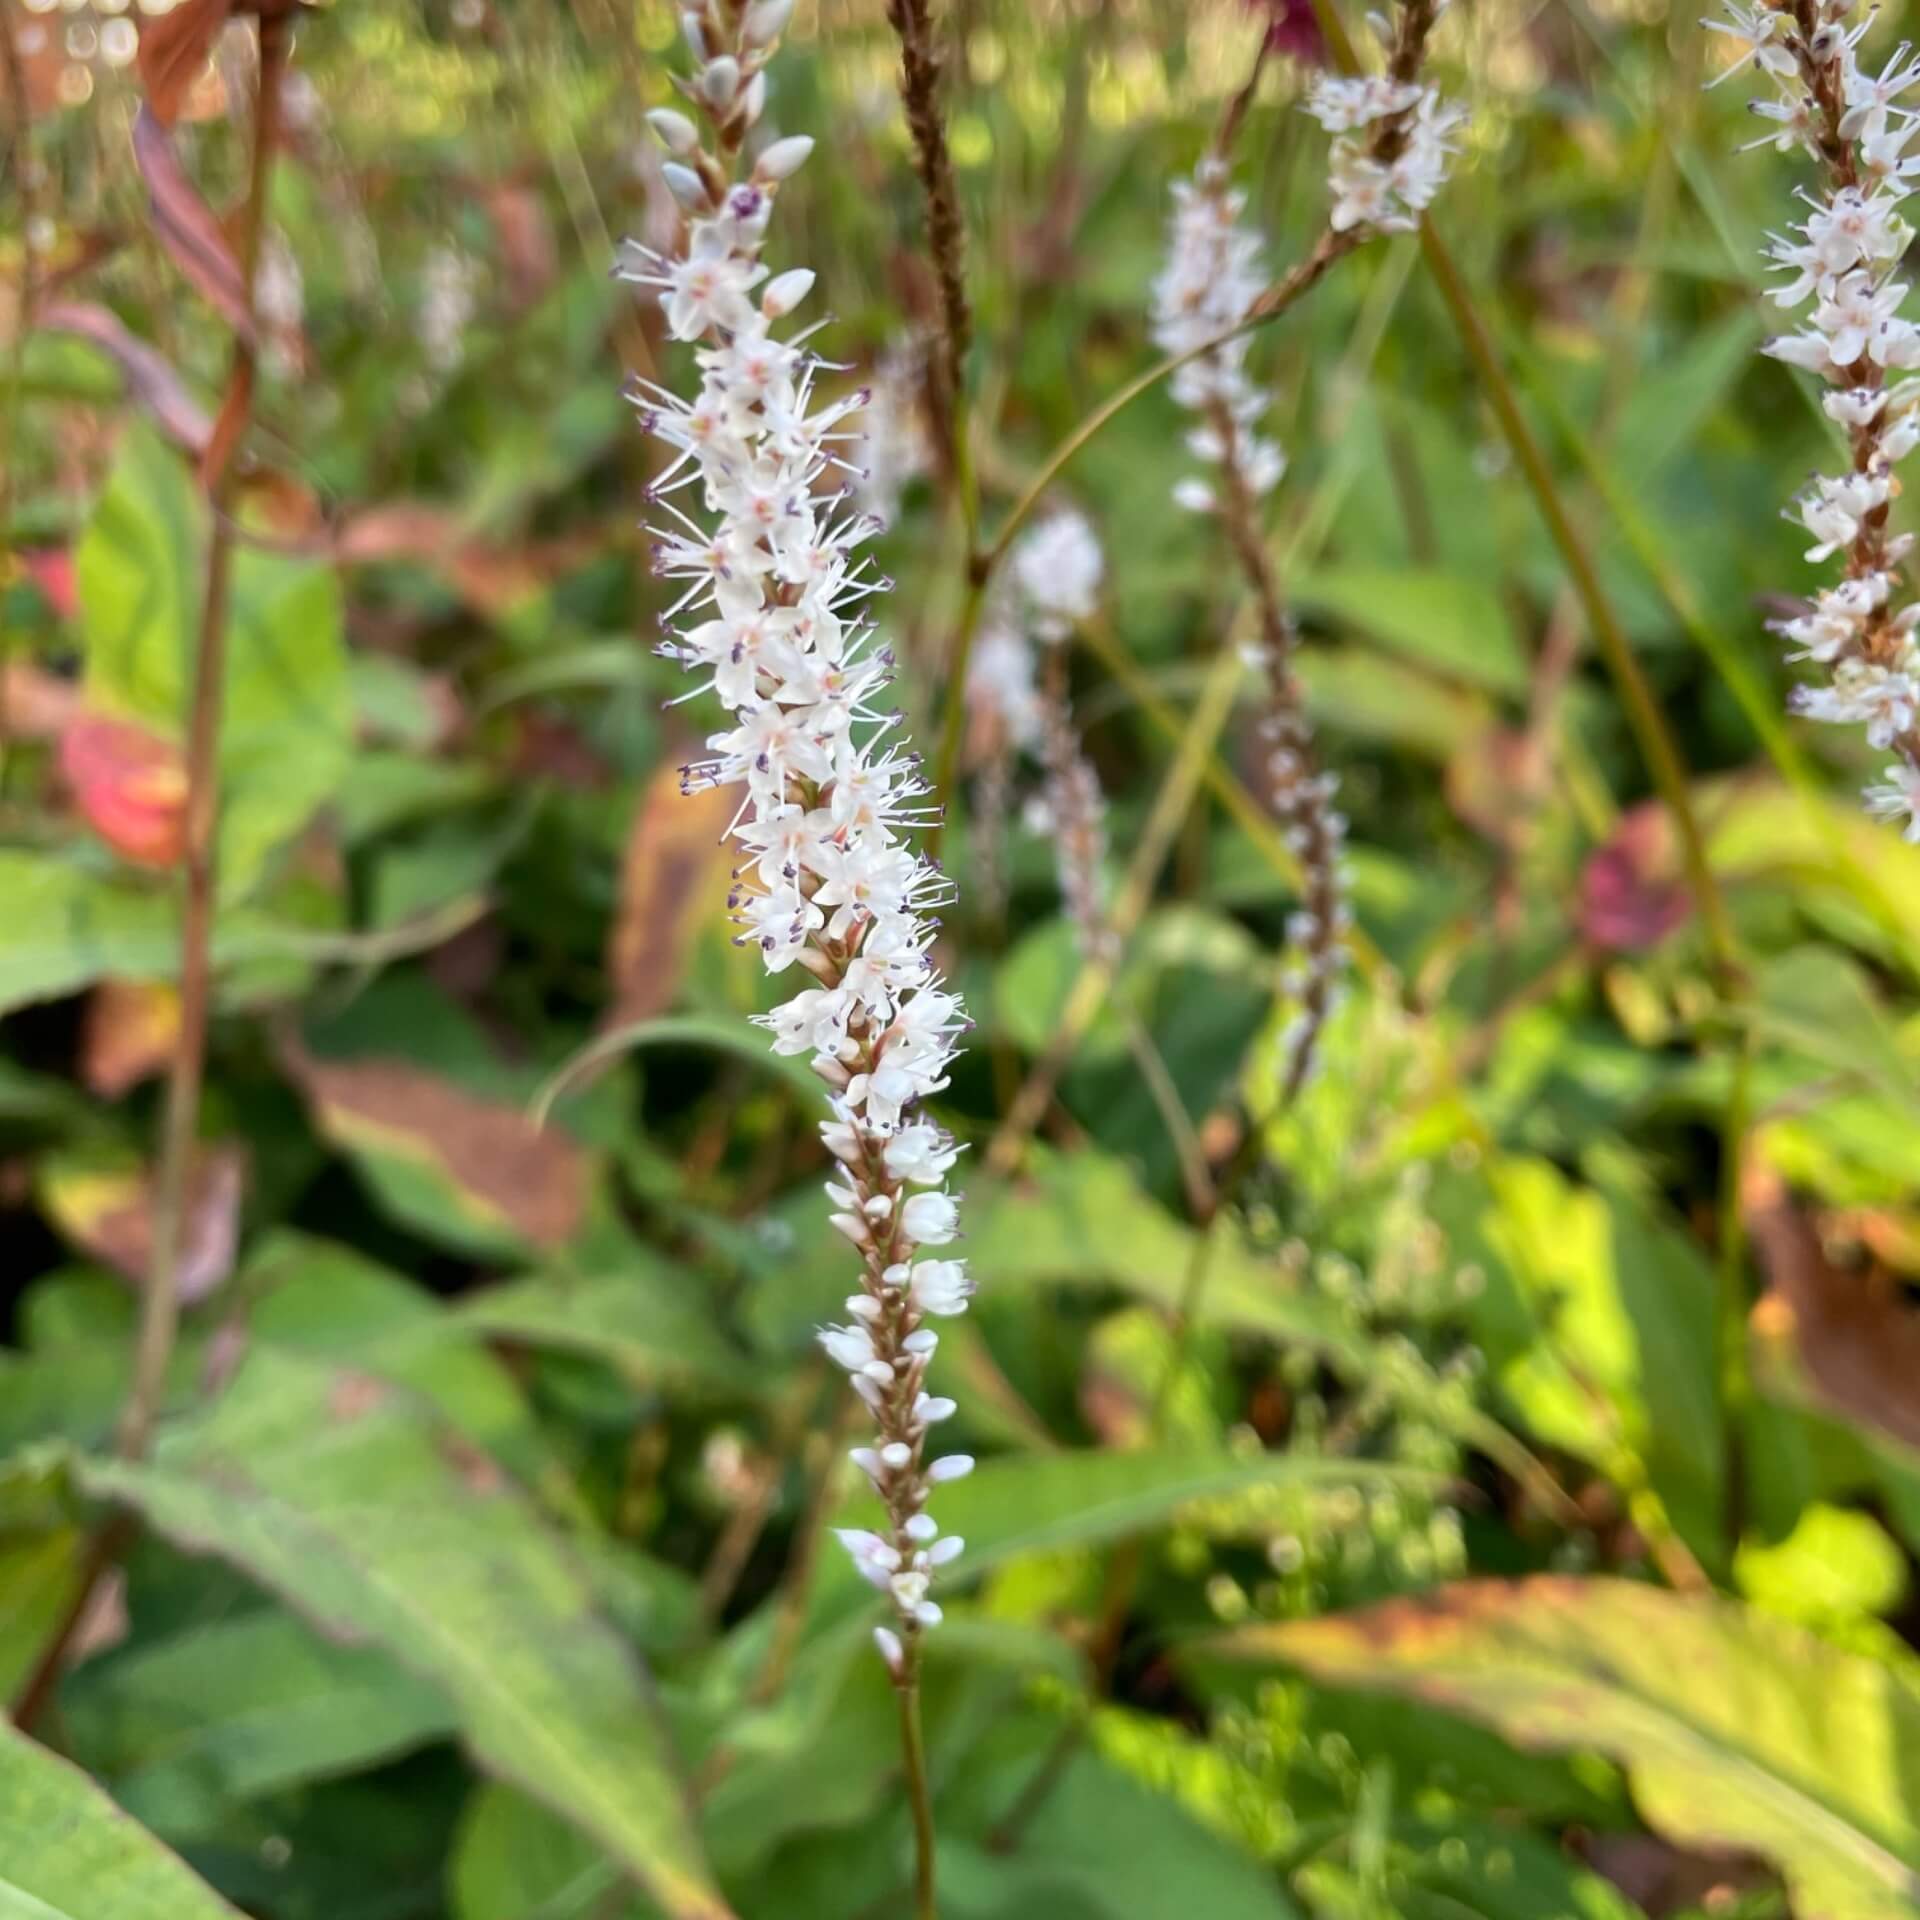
left=1744, top=1164, right=1920, bottom=1454
left=132, top=105, right=257, bottom=342
left=606, top=760, right=735, bottom=1029
left=135, top=0, right=234, bottom=127
left=58, top=711, right=189, bottom=869
left=1578, top=801, right=1692, bottom=953
left=284, top=1045, right=591, bottom=1252
left=335, top=501, right=596, bottom=616
left=19, top=549, right=78, bottom=622
left=1, top=660, right=80, bottom=740
left=81, top=979, right=183, bottom=1100
left=36, top=300, right=212, bottom=455
left=40, top=1145, right=246, bottom=1306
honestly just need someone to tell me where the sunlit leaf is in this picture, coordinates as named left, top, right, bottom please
left=82, top=1349, right=735, bottom=1920
left=0, top=1719, right=245, bottom=1918
left=1222, top=1577, right=1920, bottom=1920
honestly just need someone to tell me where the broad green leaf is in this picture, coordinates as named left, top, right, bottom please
left=458, top=1267, right=756, bottom=1395
left=0, top=853, right=295, bottom=1014
left=76, top=422, right=351, bottom=897
left=1294, top=566, right=1526, bottom=696
left=1223, top=1576, right=1920, bottom=1920
left=828, top=1448, right=1436, bottom=1603
left=63, top=1610, right=453, bottom=1838
left=1737, top=1502, right=1910, bottom=1626
left=0, top=1719, right=244, bottom=1919
left=449, top=1784, right=646, bottom=1920
left=81, top=1349, right=733, bottom=1920
left=968, top=1148, right=1369, bottom=1366
left=1429, top=1156, right=1723, bottom=1557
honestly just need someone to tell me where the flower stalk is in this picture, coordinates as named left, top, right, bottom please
left=1149, top=7, right=1456, bottom=1094
left=629, top=6, right=977, bottom=1905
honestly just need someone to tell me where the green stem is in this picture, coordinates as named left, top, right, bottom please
left=897, top=1665, right=940, bottom=1920
left=120, top=14, right=289, bottom=1463
left=927, top=233, right=1351, bottom=829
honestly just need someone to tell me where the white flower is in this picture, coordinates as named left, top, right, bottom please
left=909, top=1259, right=974, bottom=1315
left=900, top=1190, right=960, bottom=1246
left=1864, top=759, right=1920, bottom=837
left=639, top=5, right=973, bottom=1651
left=1010, top=509, right=1104, bottom=637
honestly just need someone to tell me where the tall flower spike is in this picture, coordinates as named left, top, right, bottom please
left=626, top=0, right=973, bottom=1673
left=1712, top=0, right=1920, bottom=838
left=1152, top=5, right=1456, bottom=1093
left=1017, top=512, right=1113, bottom=958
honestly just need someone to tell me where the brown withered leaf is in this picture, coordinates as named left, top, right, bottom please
left=81, top=979, right=183, bottom=1100
left=336, top=502, right=596, bottom=617
left=40, top=1145, right=246, bottom=1305
left=136, top=0, right=234, bottom=127
left=606, top=760, right=735, bottom=1030
left=283, top=1043, right=590, bottom=1253
left=1744, top=1164, right=1920, bottom=1454
left=132, top=106, right=256, bottom=342
left=36, top=300, right=212, bottom=455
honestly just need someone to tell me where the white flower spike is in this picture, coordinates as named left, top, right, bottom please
left=1713, top=0, right=1920, bottom=831
left=630, top=0, right=973, bottom=1668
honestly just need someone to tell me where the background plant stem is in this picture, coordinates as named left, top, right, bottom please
left=119, top=15, right=290, bottom=1459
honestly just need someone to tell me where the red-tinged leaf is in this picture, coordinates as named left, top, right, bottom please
left=39, top=1145, right=246, bottom=1305
left=1, top=662, right=80, bottom=741
left=136, top=0, right=235, bottom=127
left=1220, top=1577, right=1920, bottom=1920
left=483, top=181, right=559, bottom=313
left=132, top=106, right=256, bottom=344
left=19, top=549, right=78, bottom=621
left=1578, top=801, right=1692, bottom=953
left=81, top=978, right=183, bottom=1099
left=335, top=503, right=596, bottom=617
left=36, top=300, right=212, bottom=456
left=1744, top=1165, right=1920, bottom=1455
left=606, top=759, right=735, bottom=1030
left=58, top=711, right=189, bottom=868
left=282, top=1044, right=591, bottom=1255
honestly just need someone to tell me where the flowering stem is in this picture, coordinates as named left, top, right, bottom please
left=927, top=237, right=1349, bottom=838
left=122, top=13, right=289, bottom=1463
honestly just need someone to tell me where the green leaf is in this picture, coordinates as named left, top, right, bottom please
left=1429, top=1156, right=1723, bottom=1558
left=76, top=422, right=352, bottom=897
left=1294, top=566, right=1527, bottom=696
left=63, top=1610, right=454, bottom=1838
left=449, top=1784, right=644, bottom=1920
left=80, top=1349, right=734, bottom=1920
left=1222, top=1576, right=1920, bottom=1920
left=968, top=1148, right=1368, bottom=1366
left=458, top=1266, right=756, bottom=1395
left=0, top=1719, right=245, bottom=1919
left=829, top=1448, right=1436, bottom=1603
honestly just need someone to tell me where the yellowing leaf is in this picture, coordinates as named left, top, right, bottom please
left=1222, top=1577, right=1920, bottom=1920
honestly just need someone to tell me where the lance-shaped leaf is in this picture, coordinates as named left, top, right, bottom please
left=0, top=1718, right=245, bottom=1919
left=1219, top=1576, right=1920, bottom=1920
left=81, top=1348, right=735, bottom=1920
left=283, top=1042, right=592, bottom=1257
left=606, top=760, right=736, bottom=1030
